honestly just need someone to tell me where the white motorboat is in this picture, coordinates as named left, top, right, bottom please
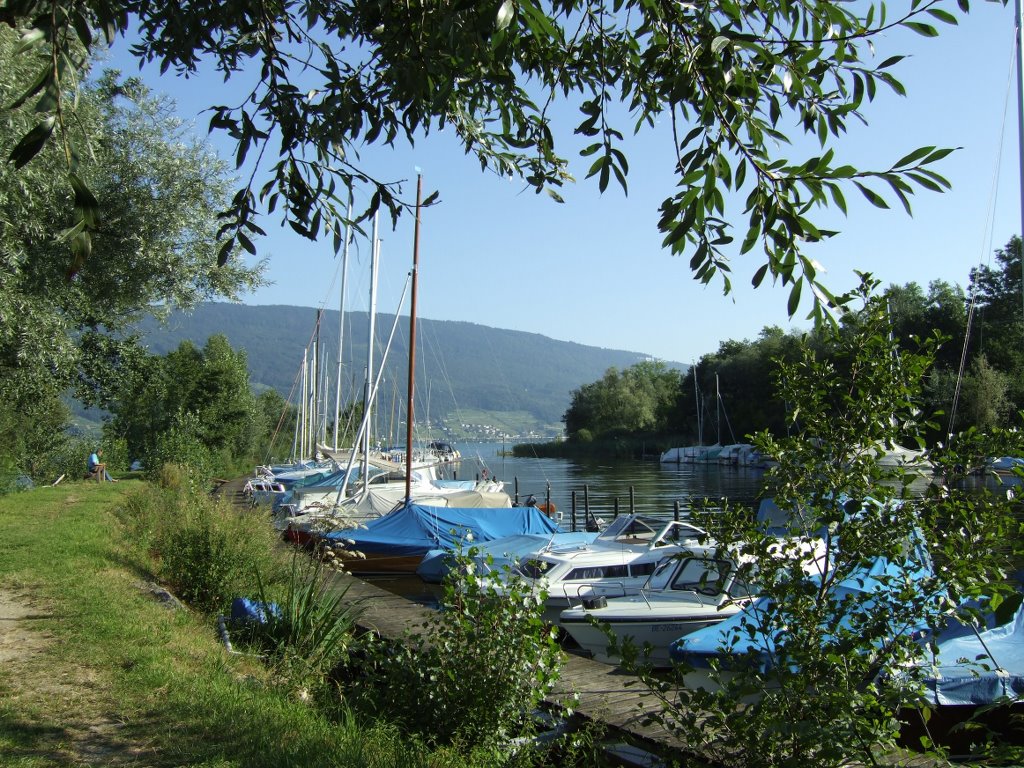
left=558, top=552, right=751, bottom=666
left=491, top=514, right=709, bottom=624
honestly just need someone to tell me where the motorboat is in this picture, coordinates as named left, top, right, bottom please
left=491, top=514, right=710, bottom=624
left=558, top=550, right=750, bottom=666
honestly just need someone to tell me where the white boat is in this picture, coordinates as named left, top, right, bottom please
left=558, top=551, right=750, bottom=666
left=490, top=514, right=709, bottom=624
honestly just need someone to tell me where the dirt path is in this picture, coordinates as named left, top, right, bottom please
left=0, top=587, right=152, bottom=766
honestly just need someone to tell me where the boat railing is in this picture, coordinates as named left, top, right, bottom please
left=564, top=581, right=629, bottom=607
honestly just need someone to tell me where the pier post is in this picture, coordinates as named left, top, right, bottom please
left=614, top=497, right=619, bottom=519
left=629, top=486, right=635, bottom=515
left=571, top=490, right=577, bottom=532
left=674, top=500, right=680, bottom=541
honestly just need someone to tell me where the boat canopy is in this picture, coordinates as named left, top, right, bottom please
left=325, top=502, right=560, bottom=558
left=920, top=599, right=1024, bottom=706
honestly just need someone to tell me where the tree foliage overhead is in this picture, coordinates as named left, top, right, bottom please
left=3, top=0, right=968, bottom=314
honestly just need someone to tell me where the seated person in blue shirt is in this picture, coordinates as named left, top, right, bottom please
left=87, top=449, right=116, bottom=482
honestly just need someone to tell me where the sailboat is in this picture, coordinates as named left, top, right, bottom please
left=277, top=180, right=529, bottom=552
left=660, top=369, right=723, bottom=464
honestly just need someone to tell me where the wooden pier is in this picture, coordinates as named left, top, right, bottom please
left=336, top=574, right=701, bottom=763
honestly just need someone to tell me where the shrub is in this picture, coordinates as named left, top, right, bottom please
left=242, top=555, right=362, bottom=697
left=147, top=411, right=212, bottom=484
left=117, top=482, right=288, bottom=615
left=352, top=550, right=563, bottom=749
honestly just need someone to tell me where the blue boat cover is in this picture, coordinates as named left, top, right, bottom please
left=920, top=600, right=1024, bottom=706
left=670, top=553, right=933, bottom=670
left=416, top=531, right=598, bottom=583
left=230, top=597, right=281, bottom=624
left=325, top=503, right=561, bottom=559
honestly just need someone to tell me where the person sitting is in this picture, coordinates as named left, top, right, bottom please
left=87, top=449, right=116, bottom=483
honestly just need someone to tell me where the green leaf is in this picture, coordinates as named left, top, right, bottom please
left=496, top=0, right=515, bottom=31
left=15, top=27, right=46, bottom=54
left=853, top=181, right=889, bottom=209
left=903, top=21, right=939, bottom=37
left=787, top=278, right=803, bottom=317
left=751, top=263, right=769, bottom=288
left=926, top=8, right=958, bottom=24
left=68, top=172, right=101, bottom=227
left=711, top=35, right=731, bottom=54
left=218, top=238, right=235, bottom=267
left=877, top=55, right=905, bottom=69
left=892, top=146, right=935, bottom=169
left=8, top=116, right=56, bottom=168
left=237, top=232, right=257, bottom=255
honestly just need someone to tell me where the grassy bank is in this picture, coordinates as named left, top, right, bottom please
left=0, top=481, right=533, bottom=767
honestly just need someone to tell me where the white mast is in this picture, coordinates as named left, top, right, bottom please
left=299, top=347, right=308, bottom=459
left=1016, top=0, right=1024, bottom=319
left=362, top=214, right=380, bottom=484
left=332, top=199, right=353, bottom=450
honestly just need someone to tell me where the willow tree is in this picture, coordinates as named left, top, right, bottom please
left=0, top=26, right=262, bottom=481
left=4, top=0, right=963, bottom=317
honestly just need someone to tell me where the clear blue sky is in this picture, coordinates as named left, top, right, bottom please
left=105, top=3, right=1021, bottom=364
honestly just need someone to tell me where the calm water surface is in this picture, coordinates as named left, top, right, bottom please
left=453, top=441, right=765, bottom=520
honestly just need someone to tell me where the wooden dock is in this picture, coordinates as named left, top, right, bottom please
left=336, top=574, right=701, bottom=762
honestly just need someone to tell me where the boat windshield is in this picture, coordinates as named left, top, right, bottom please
left=596, top=515, right=663, bottom=544
left=517, top=557, right=555, bottom=580
left=670, top=558, right=733, bottom=596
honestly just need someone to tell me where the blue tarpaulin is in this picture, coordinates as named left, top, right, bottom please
left=325, top=502, right=561, bottom=561
left=921, top=600, right=1024, bottom=706
left=670, top=553, right=933, bottom=670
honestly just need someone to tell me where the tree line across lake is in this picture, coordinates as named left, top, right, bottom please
left=552, top=242, right=1024, bottom=456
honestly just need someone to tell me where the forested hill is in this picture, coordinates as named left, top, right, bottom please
left=133, top=303, right=682, bottom=437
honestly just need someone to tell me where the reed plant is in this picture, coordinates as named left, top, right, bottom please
left=243, top=554, right=363, bottom=697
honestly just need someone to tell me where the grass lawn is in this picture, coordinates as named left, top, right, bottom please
left=0, top=481, right=479, bottom=767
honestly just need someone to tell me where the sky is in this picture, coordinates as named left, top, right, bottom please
left=104, top=3, right=1023, bottom=365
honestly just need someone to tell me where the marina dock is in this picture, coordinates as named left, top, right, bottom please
left=216, top=477, right=698, bottom=760
left=336, top=574, right=697, bottom=763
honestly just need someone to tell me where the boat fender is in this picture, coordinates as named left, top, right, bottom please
left=582, top=595, right=608, bottom=610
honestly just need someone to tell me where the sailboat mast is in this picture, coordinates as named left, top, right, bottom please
left=313, top=308, right=321, bottom=453
left=363, top=216, right=380, bottom=483
left=1016, top=0, right=1024, bottom=319
left=716, top=373, right=721, bottom=444
left=333, top=199, right=353, bottom=451
left=693, top=363, right=701, bottom=446
left=405, top=174, right=423, bottom=503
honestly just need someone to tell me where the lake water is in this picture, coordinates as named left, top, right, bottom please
left=450, top=442, right=767, bottom=524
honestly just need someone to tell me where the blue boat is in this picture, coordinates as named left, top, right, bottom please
left=919, top=599, right=1024, bottom=708
left=323, top=502, right=560, bottom=575
left=669, top=552, right=934, bottom=685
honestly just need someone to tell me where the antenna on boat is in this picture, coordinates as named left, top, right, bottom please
left=405, top=174, right=423, bottom=505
